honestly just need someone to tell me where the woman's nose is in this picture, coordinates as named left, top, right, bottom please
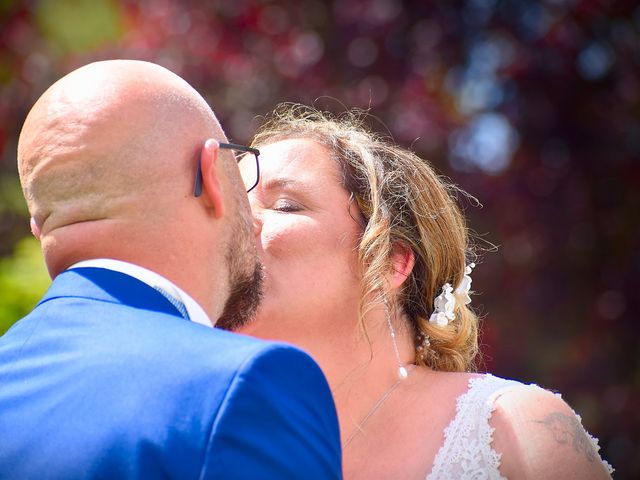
left=253, top=215, right=262, bottom=237
left=251, top=206, right=263, bottom=237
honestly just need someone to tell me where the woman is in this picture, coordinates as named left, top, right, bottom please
left=239, top=104, right=613, bottom=479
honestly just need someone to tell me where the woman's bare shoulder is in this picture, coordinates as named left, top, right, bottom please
left=490, top=383, right=613, bottom=479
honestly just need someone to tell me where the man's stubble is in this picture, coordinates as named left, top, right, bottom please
left=215, top=186, right=264, bottom=331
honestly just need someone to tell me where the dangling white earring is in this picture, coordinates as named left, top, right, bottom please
left=383, top=296, right=409, bottom=380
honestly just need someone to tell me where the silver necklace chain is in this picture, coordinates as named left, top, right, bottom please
left=343, top=364, right=416, bottom=448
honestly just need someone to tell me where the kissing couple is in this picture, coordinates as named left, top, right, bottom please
left=0, top=60, right=612, bottom=479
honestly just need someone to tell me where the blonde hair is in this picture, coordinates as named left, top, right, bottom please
left=252, top=104, right=479, bottom=372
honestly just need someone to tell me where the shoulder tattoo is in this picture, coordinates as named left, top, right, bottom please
left=535, top=412, right=596, bottom=462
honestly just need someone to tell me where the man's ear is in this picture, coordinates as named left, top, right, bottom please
left=389, top=242, right=415, bottom=290
left=199, top=139, right=225, bottom=219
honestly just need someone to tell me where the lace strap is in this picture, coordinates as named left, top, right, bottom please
left=427, top=374, right=523, bottom=480
left=427, top=374, right=614, bottom=479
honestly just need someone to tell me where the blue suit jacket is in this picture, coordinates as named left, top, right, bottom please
left=0, top=268, right=342, bottom=479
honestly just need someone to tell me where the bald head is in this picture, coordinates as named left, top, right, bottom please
left=19, top=60, right=225, bottom=235
left=16, top=60, right=243, bottom=284
left=17, top=60, right=262, bottom=322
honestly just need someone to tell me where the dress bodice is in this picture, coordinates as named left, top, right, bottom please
left=426, top=374, right=613, bottom=479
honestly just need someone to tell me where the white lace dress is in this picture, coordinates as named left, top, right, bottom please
left=426, top=374, right=614, bottom=479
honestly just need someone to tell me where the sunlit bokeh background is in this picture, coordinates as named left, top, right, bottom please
left=1, top=0, right=638, bottom=476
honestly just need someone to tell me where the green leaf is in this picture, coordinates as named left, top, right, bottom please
left=0, top=236, right=50, bottom=335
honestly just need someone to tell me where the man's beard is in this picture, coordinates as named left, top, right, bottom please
left=216, top=244, right=264, bottom=331
left=215, top=173, right=264, bottom=331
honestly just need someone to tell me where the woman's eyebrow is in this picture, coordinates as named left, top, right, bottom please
left=262, top=177, right=309, bottom=191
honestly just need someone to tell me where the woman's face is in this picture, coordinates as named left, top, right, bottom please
left=240, top=138, right=364, bottom=344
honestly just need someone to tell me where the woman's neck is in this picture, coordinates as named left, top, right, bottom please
left=318, top=309, right=417, bottom=447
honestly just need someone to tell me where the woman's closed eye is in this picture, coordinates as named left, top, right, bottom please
left=272, top=198, right=304, bottom=212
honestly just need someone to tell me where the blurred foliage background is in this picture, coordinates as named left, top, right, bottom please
left=1, top=0, right=638, bottom=476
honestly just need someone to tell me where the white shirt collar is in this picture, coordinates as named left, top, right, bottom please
left=68, top=259, right=212, bottom=328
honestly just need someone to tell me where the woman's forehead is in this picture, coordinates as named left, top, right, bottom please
left=260, top=138, right=342, bottom=181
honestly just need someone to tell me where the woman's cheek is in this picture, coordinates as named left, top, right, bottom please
left=260, top=216, right=317, bottom=258
left=260, top=218, right=301, bottom=258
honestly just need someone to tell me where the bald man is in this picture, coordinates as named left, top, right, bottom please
left=0, top=61, right=341, bottom=479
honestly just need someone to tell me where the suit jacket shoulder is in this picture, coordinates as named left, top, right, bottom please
left=0, top=268, right=342, bottom=479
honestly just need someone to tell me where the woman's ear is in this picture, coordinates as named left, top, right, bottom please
left=199, top=139, right=225, bottom=219
left=389, top=242, right=415, bottom=290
